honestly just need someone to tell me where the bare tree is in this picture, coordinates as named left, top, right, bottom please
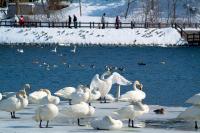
left=125, top=0, right=136, bottom=19
left=79, top=0, right=82, bottom=16
left=15, top=0, right=20, bottom=15
left=171, top=0, right=178, bottom=23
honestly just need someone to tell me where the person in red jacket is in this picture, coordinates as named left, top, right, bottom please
left=19, top=15, right=25, bottom=26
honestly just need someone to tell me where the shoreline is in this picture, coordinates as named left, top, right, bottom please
left=0, top=27, right=187, bottom=47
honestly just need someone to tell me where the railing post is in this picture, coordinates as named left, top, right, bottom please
left=93, top=22, right=94, bottom=28
left=131, top=21, right=133, bottom=29
left=90, top=22, right=91, bottom=28
left=79, top=22, right=81, bottom=28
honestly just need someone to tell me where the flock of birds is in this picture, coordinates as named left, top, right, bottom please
left=0, top=71, right=150, bottom=129
left=0, top=70, right=199, bottom=130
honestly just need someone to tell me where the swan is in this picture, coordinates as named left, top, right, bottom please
left=61, top=102, right=95, bottom=126
left=0, top=91, right=28, bottom=119
left=29, top=89, right=49, bottom=104
left=185, top=93, right=200, bottom=105
left=113, top=102, right=149, bottom=127
left=2, top=84, right=31, bottom=99
left=51, top=47, right=57, bottom=53
left=33, top=104, right=59, bottom=128
left=119, top=80, right=145, bottom=103
left=70, top=46, right=76, bottom=53
left=54, top=87, right=76, bottom=100
left=17, top=49, right=24, bottom=53
left=90, top=72, right=132, bottom=103
left=70, top=85, right=90, bottom=105
left=39, top=89, right=60, bottom=105
left=91, top=116, right=123, bottom=130
left=177, top=105, right=200, bottom=129
left=0, top=93, right=2, bottom=101
left=89, top=89, right=101, bottom=101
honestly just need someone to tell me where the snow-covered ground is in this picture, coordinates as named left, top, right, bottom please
left=0, top=101, right=197, bottom=133
left=0, top=27, right=186, bottom=47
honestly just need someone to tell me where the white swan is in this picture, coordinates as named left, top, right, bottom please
left=3, top=84, right=31, bottom=99
left=51, top=47, right=57, bottom=53
left=89, top=89, right=101, bottom=101
left=70, top=46, right=76, bottom=53
left=186, top=93, right=200, bottom=105
left=90, top=72, right=132, bottom=103
left=61, top=102, right=95, bottom=126
left=177, top=105, right=200, bottom=129
left=0, top=91, right=28, bottom=119
left=29, top=89, right=49, bottom=104
left=119, top=80, right=145, bottom=103
left=0, top=93, right=2, bottom=101
left=54, top=87, right=76, bottom=100
left=91, top=116, right=123, bottom=130
left=113, top=102, right=149, bottom=127
left=39, top=89, right=60, bottom=105
left=70, top=85, right=90, bottom=105
left=33, top=104, right=59, bottom=128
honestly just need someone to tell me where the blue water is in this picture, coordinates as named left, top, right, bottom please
left=0, top=45, right=200, bottom=106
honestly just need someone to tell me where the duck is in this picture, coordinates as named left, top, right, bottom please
left=29, top=89, right=49, bottom=104
left=154, top=108, right=164, bottom=114
left=33, top=104, right=59, bottom=128
left=90, top=72, right=132, bottom=103
left=39, top=89, right=60, bottom=105
left=54, top=87, right=76, bottom=100
left=61, top=102, right=95, bottom=126
left=119, top=80, right=145, bottom=103
left=70, top=85, right=90, bottom=105
left=91, top=116, right=123, bottom=130
left=0, top=91, right=28, bottom=119
left=113, top=102, right=149, bottom=128
left=70, top=46, right=76, bottom=53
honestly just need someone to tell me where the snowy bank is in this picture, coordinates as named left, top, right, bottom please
left=0, top=27, right=186, bottom=47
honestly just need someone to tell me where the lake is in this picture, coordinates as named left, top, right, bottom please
left=0, top=45, right=199, bottom=106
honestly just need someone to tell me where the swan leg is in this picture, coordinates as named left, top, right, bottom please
left=131, top=120, right=134, bottom=128
left=69, top=99, right=72, bottom=105
left=77, top=118, right=81, bottom=126
left=128, top=119, right=131, bottom=127
left=100, top=97, right=102, bottom=103
left=88, top=102, right=91, bottom=106
left=104, top=97, right=106, bottom=103
left=195, top=121, right=198, bottom=129
left=10, top=112, right=13, bottom=119
left=39, top=120, right=43, bottom=128
left=46, top=120, right=49, bottom=128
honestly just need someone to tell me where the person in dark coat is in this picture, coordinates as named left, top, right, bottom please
left=68, top=15, right=72, bottom=28
left=101, top=13, right=106, bottom=29
left=73, top=15, right=77, bottom=28
left=19, top=15, right=25, bottom=26
left=115, top=16, right=120, bottom=29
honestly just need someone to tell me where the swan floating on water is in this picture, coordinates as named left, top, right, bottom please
left=61, top=102, right=95, bottom=126
left=0, top=91, right=28, bottom=119
left=113, top=102, right=149, bottom=127
left=51, top=47, right=57, bottom=53
left=33, top=104, right=59, bottom=128
left=17, top=49, right=24, bottom=53
left=70, top=46, right=77, bottom=53
left=91, top=116, right=123, bottom=130
left=90, top=72, right=132, bottom=103
left=119, top=80, right=145, bottom=103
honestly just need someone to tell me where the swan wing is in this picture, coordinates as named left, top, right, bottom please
left=186, top=93, right=200, bottom=105
left=111, top=72, right=132, bottom=86
left=177, top=106, right=200, bottom=120
left=120, top=90, right=146, bottom=102
left=54, top=87, right=76, bottom=99
left=90, top=74, right=104, bottom=91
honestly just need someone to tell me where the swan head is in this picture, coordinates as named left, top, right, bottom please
left=88, top=106, right=95, bottom=116
left=103, top=116, right=114, bottom=124
left=134, top=80, right=143, bottom=90
left=17, top=91, right=28, bottom=99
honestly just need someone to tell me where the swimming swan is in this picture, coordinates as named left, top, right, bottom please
left=90, top=72, right=132, bottom=103
left=91, top=116, right=123, bottom=130
left=61, top=102, right=95, bottom=126
left=113, top=102, right=149, bottom=127
left=0, top=91, right=28, bottom=119
left=33, top=104, right=59, bottom=128
left=119, top=80, right=145, bottom=103
left=39, top=89, right=60, bottom=105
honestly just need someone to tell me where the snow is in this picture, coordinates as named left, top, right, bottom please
left=0, top=101, right=197, bottom=133
left=0, top=27, right=186, bottom=47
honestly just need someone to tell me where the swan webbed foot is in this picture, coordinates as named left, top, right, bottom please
left=131, top=120, right=134, bottom=128
left=128, top=119, right=131, bottom=127
left=77, top=118, right=85, bottom=126
left=39, top=120, right=43, bottom=128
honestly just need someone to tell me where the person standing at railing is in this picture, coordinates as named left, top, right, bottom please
left=68, top=15, right=72, bottom=28
left=19, top=15, right=25, bottom=27
left=115, top=16, right=120, bottom=29
left=101, top=13, right=106, bottom=29
left=73, top=15, right=77, bottom=28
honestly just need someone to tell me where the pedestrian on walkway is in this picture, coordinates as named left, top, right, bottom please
left=101, top=13, right=106, bottom=29
left=73, top=15, right=77, bottom=28
left=68, top=15, right=72, bottom=28
left=115, top=16, right=120, bottom=29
